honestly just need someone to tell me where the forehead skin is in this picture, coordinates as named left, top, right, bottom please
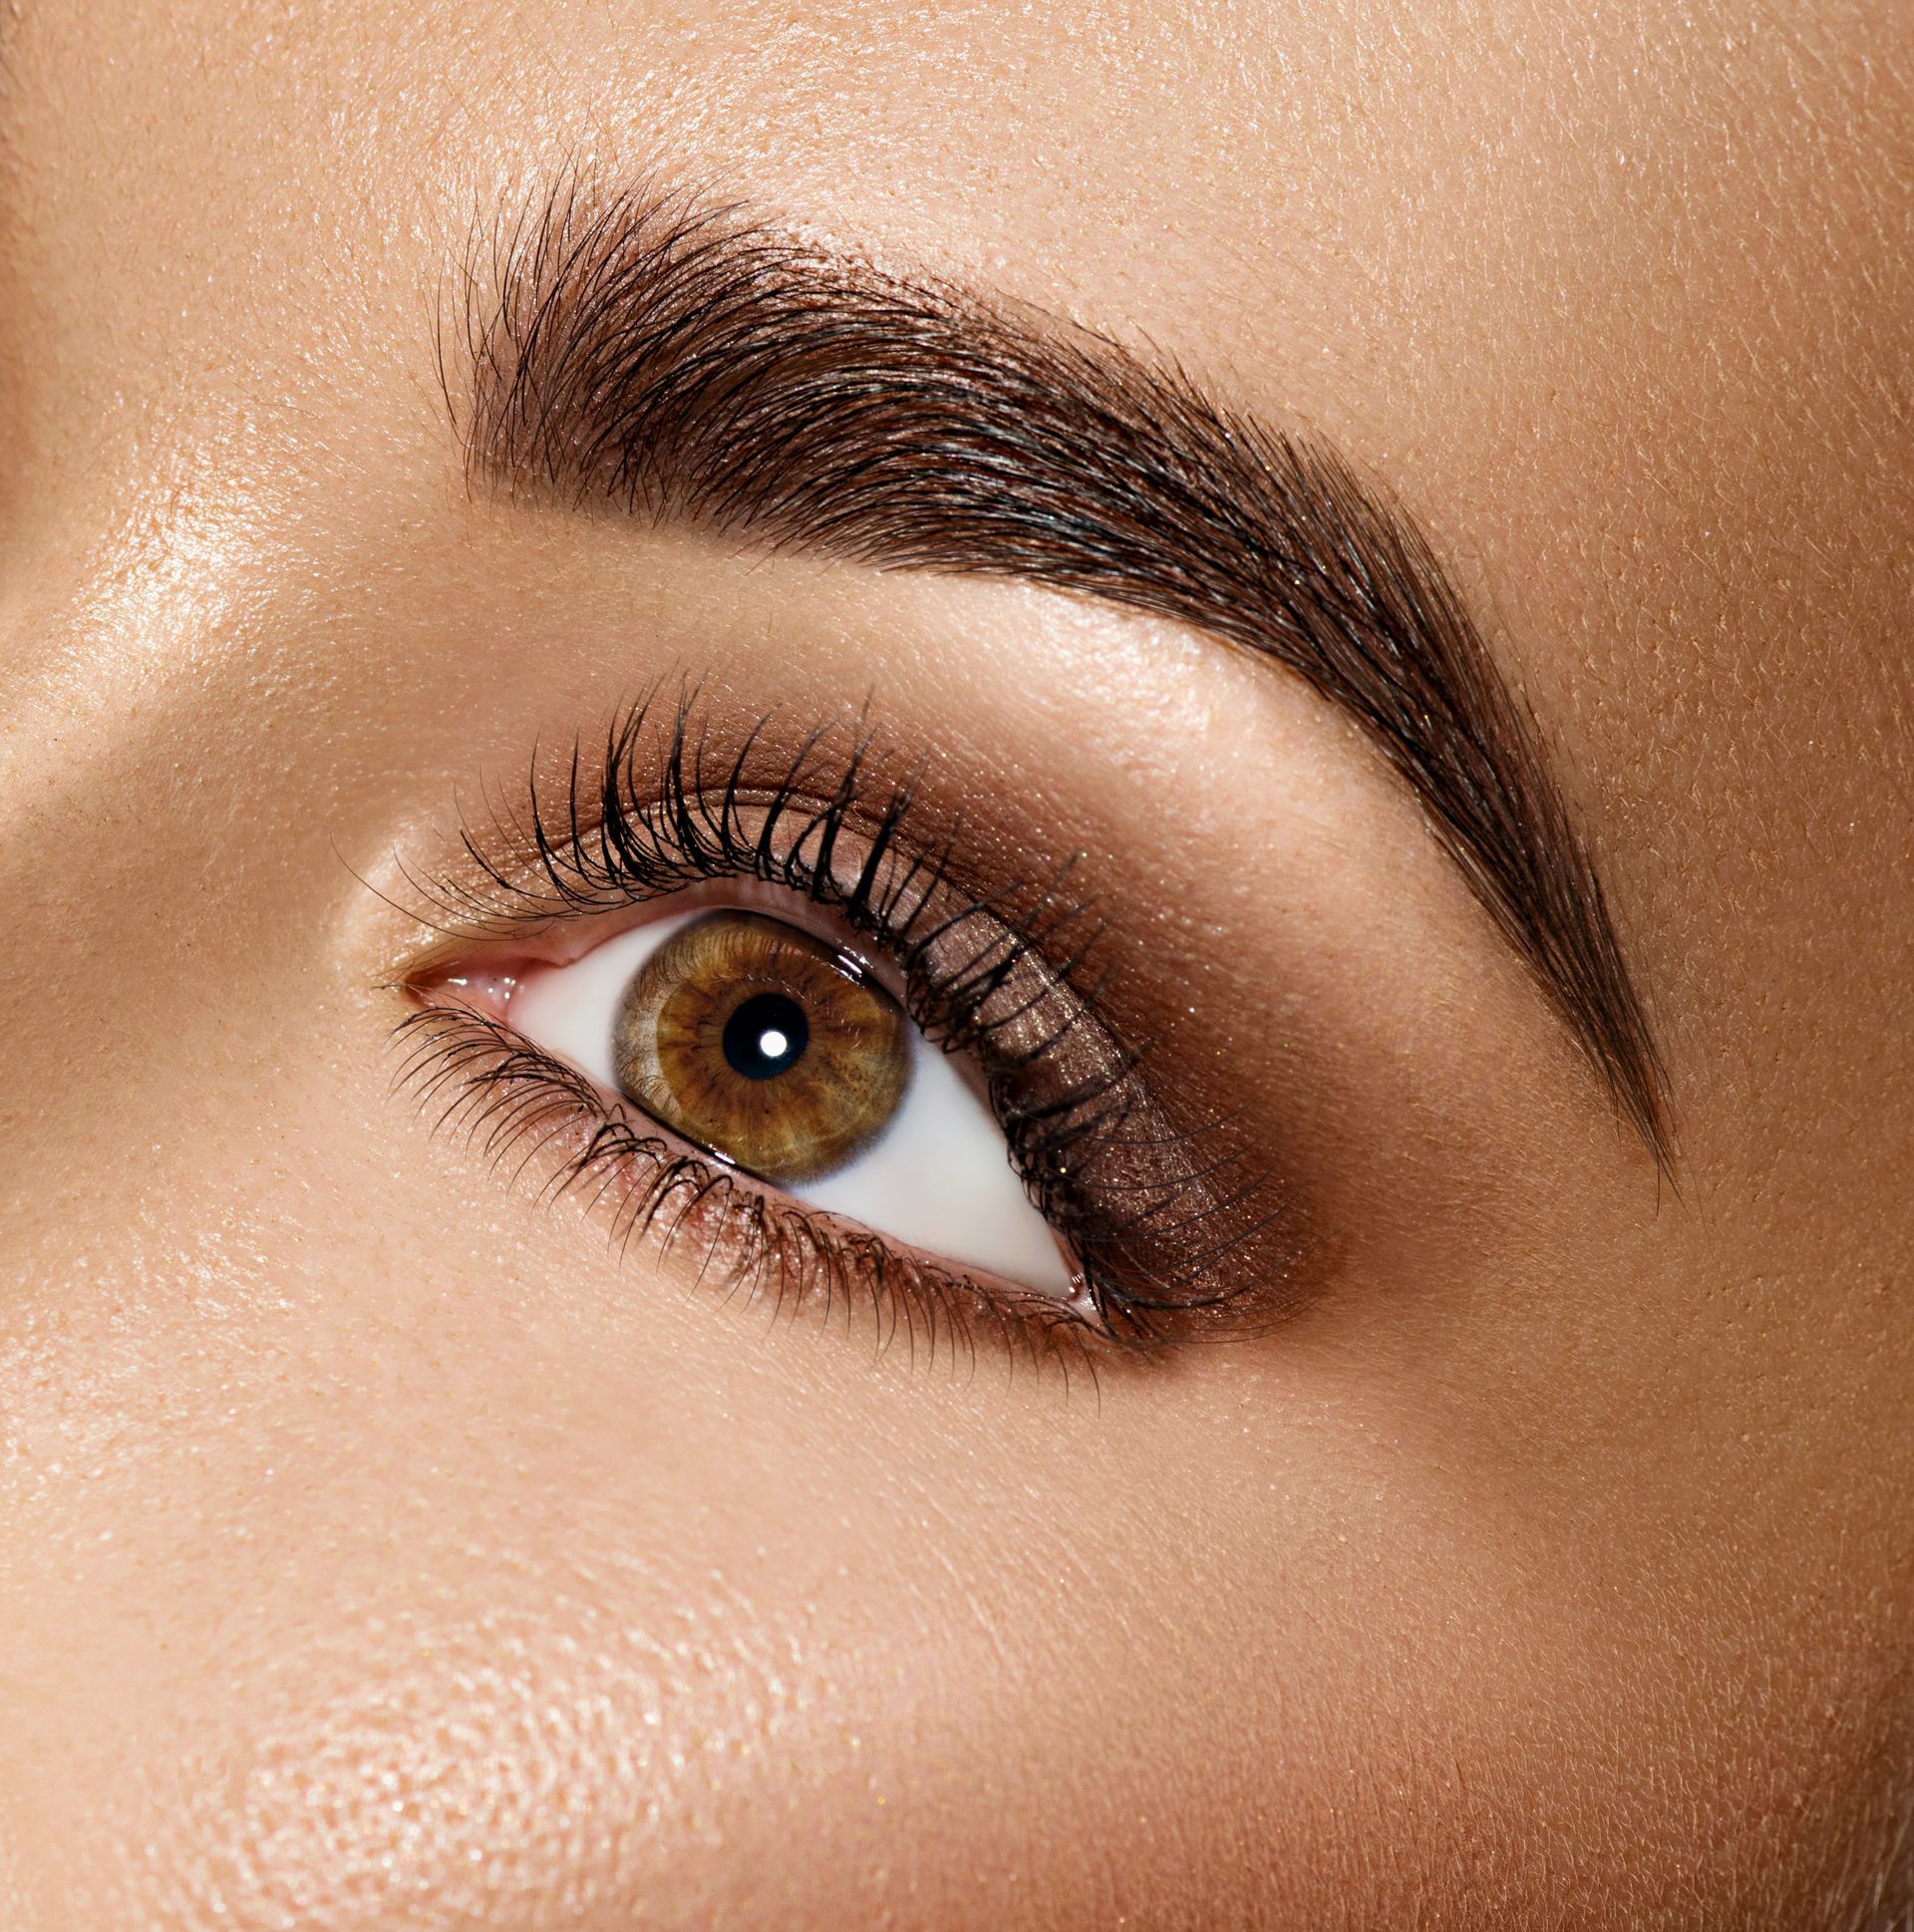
left=0, top=2, right=1910, bottom=1929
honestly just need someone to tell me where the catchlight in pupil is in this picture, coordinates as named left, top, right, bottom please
left=724, top=992, right=809, bottom=1082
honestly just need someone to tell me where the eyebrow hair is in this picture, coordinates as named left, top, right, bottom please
left=454, top=177, right=1674, bottom=1166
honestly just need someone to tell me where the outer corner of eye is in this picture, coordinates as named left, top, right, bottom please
left=494, top=905, right=1077, bottom=1301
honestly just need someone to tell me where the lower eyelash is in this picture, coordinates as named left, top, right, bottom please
left=392, top=1003, right=1114, bottom=1377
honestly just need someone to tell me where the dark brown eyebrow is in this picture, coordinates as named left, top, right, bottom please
left=454, top=177, right=1674, bottom=1166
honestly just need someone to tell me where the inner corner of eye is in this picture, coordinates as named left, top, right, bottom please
left=412, top=962, right=520, bottom=1018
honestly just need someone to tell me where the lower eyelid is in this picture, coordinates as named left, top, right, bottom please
left=441, top=908, right=1080, bottom=1302
left=392, top=1002, right=1104, bottom=1368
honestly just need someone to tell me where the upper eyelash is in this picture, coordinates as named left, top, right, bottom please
left=394, top=686, right=1291, bottom=1347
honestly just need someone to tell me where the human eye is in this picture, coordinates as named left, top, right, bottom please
left=395, top=691, right=1286, bottom=1363
left=488, top=904, right=1074, bottom=1297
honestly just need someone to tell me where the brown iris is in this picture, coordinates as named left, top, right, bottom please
left=611, top=911, right=910, bottom=1183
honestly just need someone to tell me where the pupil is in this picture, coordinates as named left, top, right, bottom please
left=722, top=991, right=810, bottom=1082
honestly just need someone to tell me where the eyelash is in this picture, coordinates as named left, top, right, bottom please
left=393, top=1004, right=1101, bottom=1373
left=391, top=690, right=1282, bottom=1364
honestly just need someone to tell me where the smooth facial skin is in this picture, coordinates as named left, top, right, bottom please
left=1, top=3, right=1910, bottom=1927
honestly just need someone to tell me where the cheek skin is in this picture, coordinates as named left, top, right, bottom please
left=0, top=538, right=1897, bottom=1931
left=0, top=1101, right=1884, bottom=1932
left=1, top=1265, right=1435, bottom=1931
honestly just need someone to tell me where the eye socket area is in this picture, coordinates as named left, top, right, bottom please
left=449, top=903, right=1078, bottom=1300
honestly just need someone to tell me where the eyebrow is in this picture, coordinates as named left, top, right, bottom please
left=454, top=177, right=1673, bottom=1166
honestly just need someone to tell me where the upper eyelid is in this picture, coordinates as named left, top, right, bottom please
left=385, top=699, right=1068, bottom=997
left=417, top=878, right=915, bottom=1009
left=394, top=722, right=912, bottom=927
left=381, top=694, right=1300, bottom=1341
left=455, top=173, right=1673, bottom=1170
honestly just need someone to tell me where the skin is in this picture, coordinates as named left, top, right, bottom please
left=0, top=0, right=1909, bottom=1925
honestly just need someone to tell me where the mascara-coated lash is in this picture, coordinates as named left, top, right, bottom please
left=393, top=689, right=1292, bottom=1351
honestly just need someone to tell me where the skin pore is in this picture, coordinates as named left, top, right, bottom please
left=0, top=1, right=1910, bottom=1927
